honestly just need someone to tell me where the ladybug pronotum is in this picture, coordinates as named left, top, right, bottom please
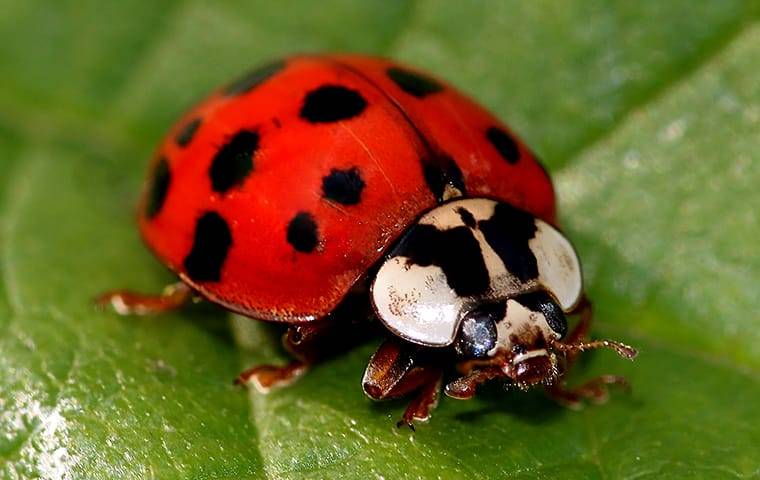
left=99, top=55, right=637, bottom=428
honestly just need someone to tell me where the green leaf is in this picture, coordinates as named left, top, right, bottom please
left=1, top=1, right=758, bottom=478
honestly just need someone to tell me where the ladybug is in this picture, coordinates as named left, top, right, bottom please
left=99, top=55, right=637, bottom=428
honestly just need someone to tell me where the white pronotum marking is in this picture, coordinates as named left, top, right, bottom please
left=372, top=198, right=582, bottom=346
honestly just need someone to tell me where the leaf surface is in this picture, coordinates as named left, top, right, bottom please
left=1, top=1, right=758, bottom=478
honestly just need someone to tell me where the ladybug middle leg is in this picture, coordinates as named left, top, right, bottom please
left=95, top=282, right=194, bottom=315
left=362, top=337, right=443, bottom=430
left=545, top=296, right=632, bottom=409
left=234, top=319, right=335, bottom=392
left=236, top=291, right=375, bottom=392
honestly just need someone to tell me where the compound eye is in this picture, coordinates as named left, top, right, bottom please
left=454, top=306, right=500, bottom=358
left=514, top=290, right=568, bottom=338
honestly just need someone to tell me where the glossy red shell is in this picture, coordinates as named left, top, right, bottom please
left=139, top=55, right=556, bottom=322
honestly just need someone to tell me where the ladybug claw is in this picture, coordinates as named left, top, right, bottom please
left=396, top=419, right=416, bottom=432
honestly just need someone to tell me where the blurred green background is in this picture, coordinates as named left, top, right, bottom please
left=1, top=1, right=759, bottom=479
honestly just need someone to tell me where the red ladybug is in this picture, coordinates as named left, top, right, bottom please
left=100, top=55, right=636, bottom=428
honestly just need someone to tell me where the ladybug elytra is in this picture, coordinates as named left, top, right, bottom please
left=100, top=55, right=637, bottom=428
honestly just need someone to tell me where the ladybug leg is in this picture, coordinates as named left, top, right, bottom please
left=444, top=366, right=504, bottom=400
left=95, top=282, right=193, bottom=315
left=235, top=315, right=353, bottom=392
left=394, top=368, right=443, bottom=430
left=234, top=360, right=309, bottom=393
left=362, top=338, right=443, bottom=429
left=547, top=375, right=631, bottom=409
left=236, top=292, right=374, bottom=392
left=546, top=296, right=632, bottom=409
left=562, top=295, right=593, bottom=362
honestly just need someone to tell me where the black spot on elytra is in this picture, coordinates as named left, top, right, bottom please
left=322, top=167, right=365, bottom=205
left=486, top=127, right=520, bottom=164
left=287, top=212, right=319, bottom=253
left=183, top=211, right=232, bottom=282
left=515, top=290, right=568, bottom=337
left=422, top=154, right=466, bottom=203
left=145, top=157, right=171, bottom=218
left=210, top=130, right=258, bottom=193
left=456, top=207, right=476, bottom=229
left=386, top=67, right=443, bottom=98
left=396, top=224, right=489, bottom=297
left=300, top=85, right=367, bottom=123
left=176, top=117, right=202, bottom=147
left=224, top=59, right=286, bottom=96
left=478, top=203, right=538, bottom=282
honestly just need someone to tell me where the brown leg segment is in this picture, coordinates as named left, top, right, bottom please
left=546, top=296, right=633, bottom=409
left=362, top=338, right=443, bottom=429
left=95, top=282, right=193, bottom=315
left=234, top=306, right=372, bottom=393
left=563, top=295, right=593, bottom=358
left=444, top=366, right=504, bottom=400
left=234, top=318, right=337, bottom=392
left=235, top=360, right=309, bottom=393
left=547, top=375, right=630, bottom=409
left=362, top=337, right=417, bottom=398
left=394, top=368, right=442, bottom=430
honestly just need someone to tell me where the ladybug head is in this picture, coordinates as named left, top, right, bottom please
left=445, top=291, right=637, bottom=396
left=451, top=292, right=565, bottom=387
left=370, top=198, right=637, bottom=396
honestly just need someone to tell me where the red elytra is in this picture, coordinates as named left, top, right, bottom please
left=138, top=54, right=556, bottom=323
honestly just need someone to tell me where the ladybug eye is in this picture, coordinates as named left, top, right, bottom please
left=454, top=305, right=501, bottom=358
left=513, top=290, right=568, bottom=338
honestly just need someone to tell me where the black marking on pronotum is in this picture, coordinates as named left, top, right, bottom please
left=486, top=126, right=521, bottom=164
left=396, top=224, right=489, bottom=297
left=287, top=212, right=319, bottom=253
left=322, top=167, right=366, bottom=205
left=209, top=130, right=258, bottom=193
left=145, top=157, right=171, bottom=218
left=478, top=202, right=538, bottom=282
left=176, top=117, right=202, bottom=147
left=422, top=154, right=466, bottom=203
left=456, top=207, right=477, bottom=229
left=514, top=290, right=567, bottom=337
left=455, top=301, right=505, bottom=358
left=184, top=211, right=232, bottom=282
left=386, top=66, right=443, bottom=98
left=300, top=85, right=367, bottom=123
left=224, top=59, right=286, bottom=96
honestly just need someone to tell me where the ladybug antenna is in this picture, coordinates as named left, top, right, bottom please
left=552, top=338, right=638, bottom=360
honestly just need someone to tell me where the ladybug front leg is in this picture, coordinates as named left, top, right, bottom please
left=444, top=366, right=504, bottom=400
left=96, top=282, right=193, bottom=315
left=362, top=338, right=443, bottom=429
left=546, top=296, right=632, bottom=409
